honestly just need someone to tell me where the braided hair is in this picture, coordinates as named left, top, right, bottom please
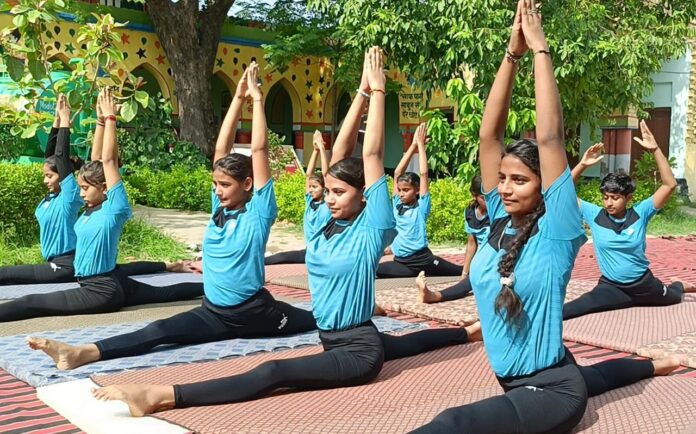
left=494, top=139, right=545, bottom=327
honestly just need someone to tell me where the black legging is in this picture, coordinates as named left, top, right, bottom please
left=411, top=350, right=654, bottom=433
left=264, top=249, right=306, bottom=265
left=0, top=259, right=167, bottom=286
left=377, top=256, right=463, bottom=278
left=436, top=278, right=473, bottom=302
left=0, top=265, right=202, bottom=322
left=173, top=322, right=469, bottom=407
left=95, top=288, right=317, bottom=360
left=0, top=253, right=77, bottom=285
left=563, top=269, right=683, bottom=320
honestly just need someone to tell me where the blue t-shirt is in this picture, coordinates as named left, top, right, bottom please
left=464, top=204, right=490, bottom=246
left=305, top=175, right=397, bottom=331
left=73, top=181, right=132, bottom=277
left=203, top=179, right=278, bottom=307
left=35, top=174, right=84, bottom=260
left=580, top=196, right=658, bottom=283
left=303, top=193, right=331, bottom=238
left=390, top=193, right=431, bottom=257
left=470, top=167, right=586, bottom=378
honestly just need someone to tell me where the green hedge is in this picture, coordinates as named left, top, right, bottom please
left=125, top=165, right=211, bottom=212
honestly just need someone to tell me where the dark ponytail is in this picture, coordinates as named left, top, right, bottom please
left=494, top=139, right=544, bottom=327
left=468, top=175, right=482, bottom=208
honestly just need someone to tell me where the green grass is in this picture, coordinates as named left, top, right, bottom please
left=647, top=211, right=696, bottom=237
left=0, top=218, right=190, bottom=267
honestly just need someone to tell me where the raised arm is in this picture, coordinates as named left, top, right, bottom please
left=414, top=123, right=429, bottom=195
left=45, top=98, right=60, bottom=158
left=98, top=88, right=120, bottom=189
left=330, top=54, right=370, bottom=165
left=213, top=68, right=249, bottom=165
left=363, top=46, right=386, bottom=188
left=54, top=94, right=72, bottom=181
left=462, top=235, right=478, bottom=276
left=246, top=62, right=271, bottom=189
left=522, top=0, right=567, bottom=189
left=571, top=143, right=604, bottom=183
left=305, top=147, right=319, bottom=193
left=393, top=141, right=417, bottom=194
left=91, top=96, right=104, bottom=162
left=633, top=120, right=677, bottom=209
left=479, top=0, right=526, bottom=192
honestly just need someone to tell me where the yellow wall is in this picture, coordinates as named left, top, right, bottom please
left=684, top=40, right=696, bottom=200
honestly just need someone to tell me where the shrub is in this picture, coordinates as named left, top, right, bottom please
left=125, top=165, right=212, bottom=212
left=275, top=171, right=305, bottom=225
left=0, top=163, right=45, bottom=245
left=427, top=178, right=471, bottom=243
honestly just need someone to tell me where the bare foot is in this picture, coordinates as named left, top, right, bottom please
left=464, top=321, right=482, bottom=342
left=652, top=356, right=681, bottom=376
left=676, top=279, right=696, bottom=293
left=417, top=271, right=442, bottom=304
left=373, top=305, right=387, bottom=316
left=166, top=260, right=188, bottom=273
left=92, top=384, right=175, bottom=417
left=26, top=337, right=100, bottom=370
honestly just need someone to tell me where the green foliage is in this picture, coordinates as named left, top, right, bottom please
left=426, top=178, right=471, bottom=243
left=0, top=1, right=145, bottom=140
left=0, top=163, right=45, bottom=244
left=274, top=171, right=306, bottom=224
left=268, top=130, right=298, bottom=179
left=118, top=96, right=210, bottom=172
left=125, top=165, right=212, bottom=212
left=308, top=0, right=695, bottom=148
left=117, top=218, right=189, bottom=262
left=0, top=125, right=25, bottom=161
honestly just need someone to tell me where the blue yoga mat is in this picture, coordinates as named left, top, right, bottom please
left=0, top=304, right=424, bottom=387
left=0, top=272, right=204, bottom=300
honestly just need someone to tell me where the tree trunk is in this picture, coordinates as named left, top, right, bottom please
left=145, top=0, right=235, bottom=157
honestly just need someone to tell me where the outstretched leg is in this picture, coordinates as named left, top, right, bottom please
left=264, top=249, right=307, bottom=265
left=562, top=280, right=632, bottom=320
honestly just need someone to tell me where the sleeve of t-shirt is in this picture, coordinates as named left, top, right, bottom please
left=541, top=166, right=584, bottom=240
left=579, top=199, right=601, bottom=224
left=210, top=185, right=220, bottom=212
left=418, top=193, right=432, bottom=220
left=633, top=195, right=660, bottom=221
left=103, top=181, right=132, bottom=222
left=59, top=174, right=83, bottom=211
left=250, top=178, right=278, bottom=220
left=483, top=187, right=508, bottom=224
left=363, top=175, right=396, bottom=230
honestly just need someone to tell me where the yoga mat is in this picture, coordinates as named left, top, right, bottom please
left=0, top=272, right=203, bottom=300
left=37, top=379, right=188, bottom=434
left=264, top=263, right=308, bottom=282
left=0, top=299, right=201, bottom=337
left=270, top=275, right=460, bottom=292
left=637, top=329, right=696, bottom=369
left=0, top=304, right=422, bottom=388
left=563, top=294, right=696, bottom=354
left=374, top=279, right=595, bottom=326
left=92, top=343, right=696, bottom=434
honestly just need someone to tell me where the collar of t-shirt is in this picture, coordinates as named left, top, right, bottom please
left=594, top=208, right=639, bottom=235
left=396, top=199, right=419, bottom=216
left=212, top=205, right=247, bottom=228
left=309, top=199, right=325, bottom=211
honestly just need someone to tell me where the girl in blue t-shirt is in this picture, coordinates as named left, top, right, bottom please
left=1, top=89, right=203, bottom=323
left=85, top=47, right=478, bottom=417
left=0, top=95, right=190, bottom=287
left=29, top=64, right=315, bottom=371
left=377, top=123, right=464, bottom=278
left=563, top=138, right=695, bottom=320
left=414, top=3, right=680, bottom=432
left=264, top=130, right=330, bottom=265
left=418, top=175, right=489, bottom=303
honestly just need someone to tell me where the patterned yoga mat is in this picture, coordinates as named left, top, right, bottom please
left=0, top=303, right=422, bottom=388
left=92, top=342, right=696, bottom=434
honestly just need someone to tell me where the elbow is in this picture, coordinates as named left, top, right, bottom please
left=536, top=133, right=564, bottom=148
left=664, top=180, right=678, bottom=191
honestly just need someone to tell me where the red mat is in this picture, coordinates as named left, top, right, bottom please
left=93, top=343, right=696, bottom=434
left=264, top=264, right=308, bottom=282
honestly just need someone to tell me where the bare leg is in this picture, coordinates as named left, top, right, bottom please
left=165, top=261, right=190, bottom=273
left=92, top=384, right=175, bottom=417
left=26, top=337, right=100, bottom=370
left=464, top=321, right=482, bottom=342
left=652, top=356, right=681, bottom=375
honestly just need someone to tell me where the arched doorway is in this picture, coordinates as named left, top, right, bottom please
left=265, top=82, right=294, bottom=146
left=211, top=73, right=233, bottom=130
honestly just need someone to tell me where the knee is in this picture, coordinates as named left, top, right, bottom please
left=428, top=407, right=476, bottom=433
left=255, top=360, right=282, bottom=382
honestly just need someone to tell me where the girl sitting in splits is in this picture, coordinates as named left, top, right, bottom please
left=0, top=94, right=187, bottom=287
left=84, top=47, right=479, bottom=417
left=418, top=175, right=489, bottom=303
left=28, top=64, right=316, bottom=367
left=377, top=123, right=463, bottom=278
left=562, top=132, right=695, bottom=320
left=413, top=3, right=679, bottom=432
left=264, top=130, right=330, bottom=265
left=0, top=89, right=202, bottom=323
